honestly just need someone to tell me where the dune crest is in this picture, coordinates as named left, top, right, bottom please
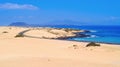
left=0, top=27, right=120, bottom=67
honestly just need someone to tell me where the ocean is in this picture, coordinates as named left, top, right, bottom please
left=51, top=25, right=120, bottom=44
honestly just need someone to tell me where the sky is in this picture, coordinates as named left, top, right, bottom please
left=0, top=0, right=120, bottom=25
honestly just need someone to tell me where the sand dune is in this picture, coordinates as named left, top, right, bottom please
left=24, top=27, right=83, bottom=39
left=0, top=27, right=120, bottom=67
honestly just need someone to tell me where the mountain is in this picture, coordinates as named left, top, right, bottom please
left=9, top=22, right=47, bottom=27
left=9, top=22, right=29, bottom=27
left=8, top=20, right=83, bottom=27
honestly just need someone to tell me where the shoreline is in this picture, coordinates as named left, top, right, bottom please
left=1, top=26, right=120, bottom=45
left=66, top=39, right=120, bottom=45
left=11, top=26, right=120, bottom=45
left=55, top=37, right=120, bottom=45
left=0, top=26, right=120, bottom=67
left=22, top=34, right=120, bottom=45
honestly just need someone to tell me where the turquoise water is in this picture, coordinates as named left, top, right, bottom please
left=71, top=37, right=120, bottom=44
left=71, top=26, right=120, bottom=44
left=52, top=25, right=120, bottom=44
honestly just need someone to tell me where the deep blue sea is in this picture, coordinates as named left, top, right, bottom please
left=51, top=25, right=120, bottom=44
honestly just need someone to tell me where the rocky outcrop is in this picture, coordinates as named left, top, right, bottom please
left=86, top=42, right=100, bottom=47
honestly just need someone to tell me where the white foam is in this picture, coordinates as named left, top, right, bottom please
left=90, top=35, right=98, bottom=38
left=90, top=30, right=97, bottom=32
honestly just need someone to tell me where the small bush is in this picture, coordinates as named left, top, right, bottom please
left=2, top=31, right=8, bottom=33
left=9, top=27, right=12, bottom=30
left=86, top=42, right=100, bottom=47
left=15, top=34, right=24, bottom=37
left=73, top=45, right=77, bottom=47
left=73, top=45, right=78, bottom=49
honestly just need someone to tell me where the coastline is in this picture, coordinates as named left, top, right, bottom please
left=66, top=38, right=120, bottom=45
left=18, top=26, right=120, bottom=45
left=0, top=26, right=120, bottom=67
left=4, top=26, right=120, bottom=45
left=1, top=26, right=120, bottom=45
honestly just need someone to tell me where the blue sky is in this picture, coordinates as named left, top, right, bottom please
left=0, top=0, right=120, bottom=25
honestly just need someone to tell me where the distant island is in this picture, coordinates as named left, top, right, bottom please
left=8, top=22, right=82, bottom=28
left=9, top=22, right=29, bottom=27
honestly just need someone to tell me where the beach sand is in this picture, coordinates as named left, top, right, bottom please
left=0, top=27, right=120, bottom=67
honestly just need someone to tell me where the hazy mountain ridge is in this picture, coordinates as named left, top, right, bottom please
left=9, top=22, right=29, bottom=27
left=8, top=22, right=82, bottom=28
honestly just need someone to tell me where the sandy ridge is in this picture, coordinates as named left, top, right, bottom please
left=0, top=27, right=120, bottom=67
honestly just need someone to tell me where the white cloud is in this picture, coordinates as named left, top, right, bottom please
left=0, top=3, right=38, bottom=10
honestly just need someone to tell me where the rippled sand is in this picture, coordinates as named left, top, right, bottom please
left=0, top=27, right=120, bottom=67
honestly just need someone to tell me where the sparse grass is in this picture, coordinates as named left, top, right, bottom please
left=73, top=45, right=77, bottom=47
left=86, top=42, right=100, bottom=47
left=9, top=27, right=12, bottom=30
left=47, top=29, right=59, bottom=35
left=42, top=36, right=46, bottom=38
left=47, top=29, right=52, bottom=32
left=50, top=32, right=59, bottom=35
left=64, top=28, right=79, bottom=32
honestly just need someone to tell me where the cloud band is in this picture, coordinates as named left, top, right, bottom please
left=0, top=3, right=38, bottom=10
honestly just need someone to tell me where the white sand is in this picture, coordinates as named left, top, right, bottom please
left=0, top=27, right=120, bottom=67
